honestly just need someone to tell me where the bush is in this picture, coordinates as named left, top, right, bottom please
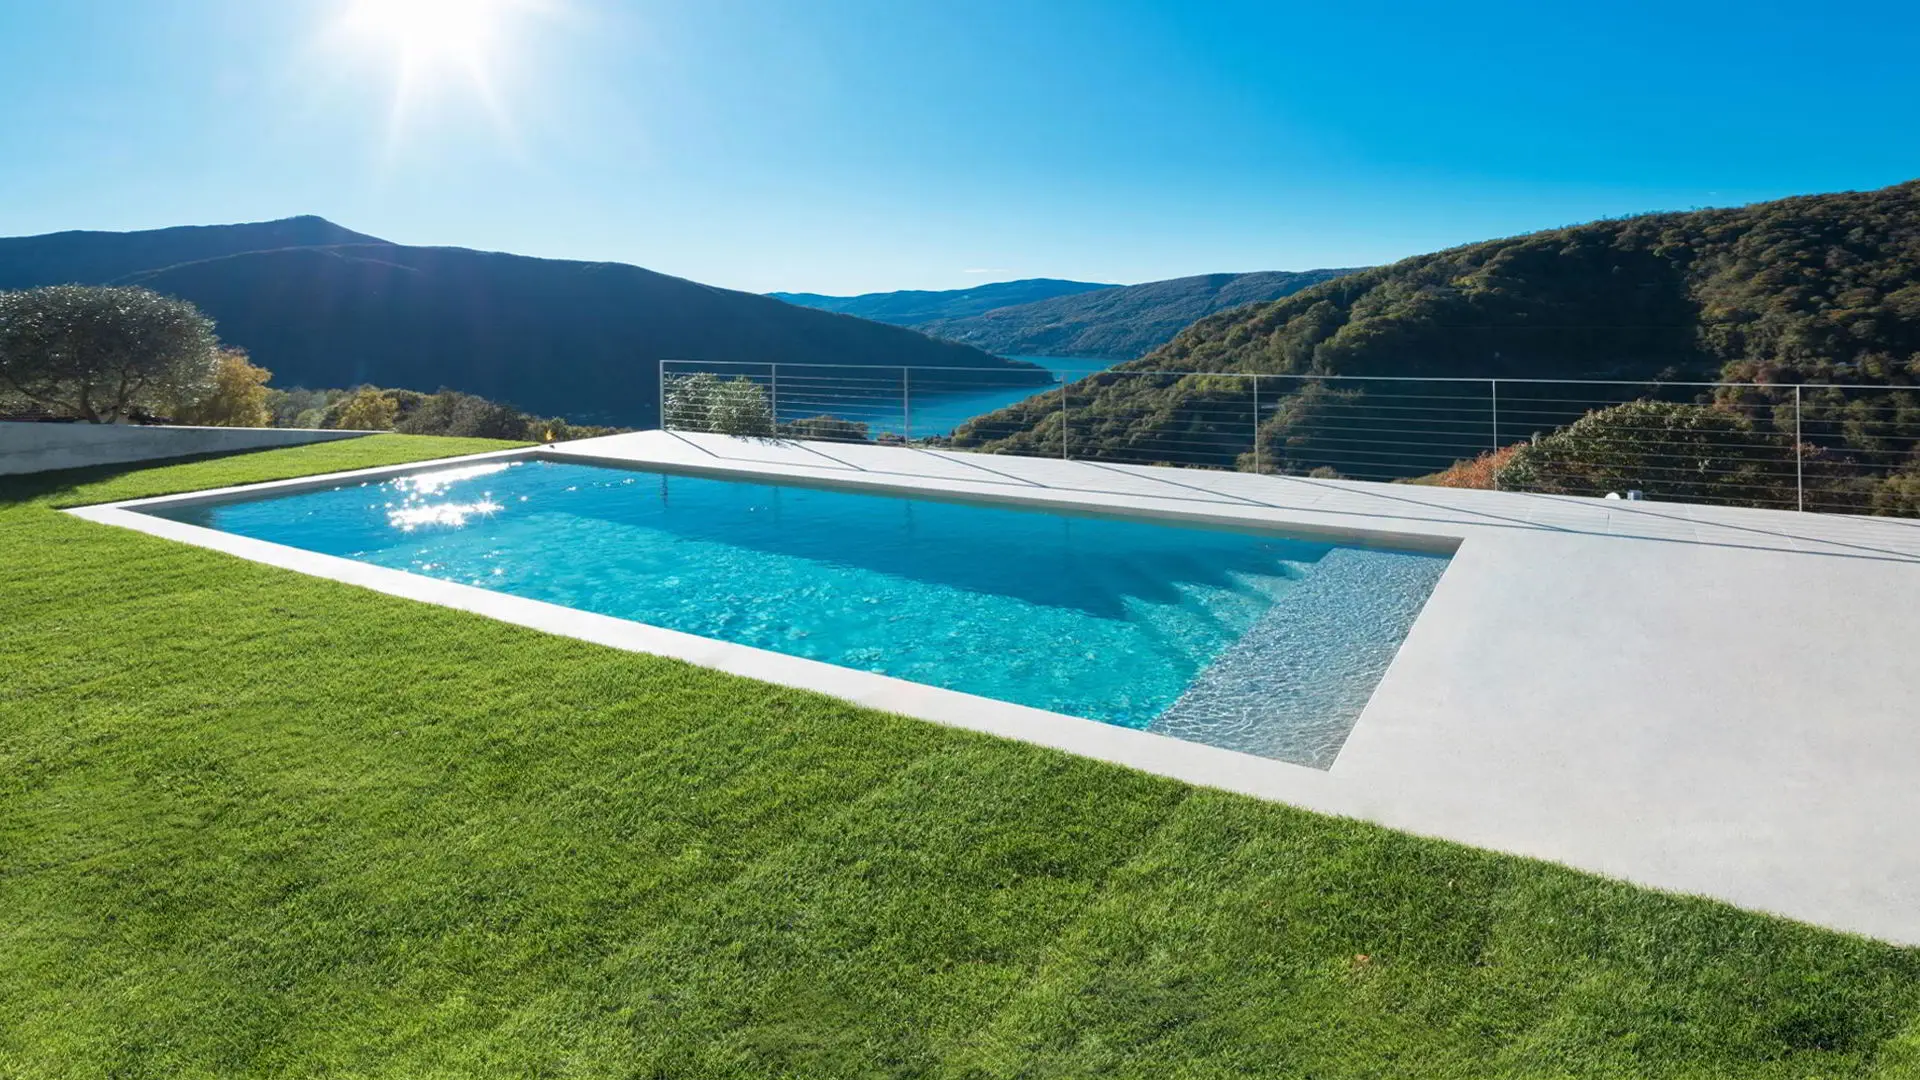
left=780, top=415, right=871, bottom=442
left=267, top=387, right=350, bottom=429
left=174, top=349, right=272, bottom=427
left=1495, top=400, right=1795, bottom=507
left=259, top=382, right=620, bottom=442
left=397, top=389, right=534, bottom=440
left=1404, top=445, right=1520, bottom=489
left=331, top=388, right=401, bottom=431
left=1869, top=467, right=1920, bottom=516
left=664, top=373, right=774, bottom=436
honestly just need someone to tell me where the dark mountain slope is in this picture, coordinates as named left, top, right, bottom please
left=771, top=278, right=1115, bottom=325
left=954, top=180, right=1920, bottom=477
left=0, top=216, right=384, bottom=290
left=919, top=268, right=1362, bottom=360
left=124, top=244, right=1040, bottom=426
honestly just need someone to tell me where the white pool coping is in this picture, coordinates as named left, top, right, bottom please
left=67, top=431, right=1920, bottom=945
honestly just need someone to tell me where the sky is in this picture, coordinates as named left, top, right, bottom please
left=0, top=0, right=1916, bottom=295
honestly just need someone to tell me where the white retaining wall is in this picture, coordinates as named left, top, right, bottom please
left=0, top=422, right=370, bottom=476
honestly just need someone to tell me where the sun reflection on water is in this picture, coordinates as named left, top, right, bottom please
left=396, top=462, right=515, bottom=495
left=388, top=500, right=504, bottom=531
left=385, top=462, right=516, bottom=530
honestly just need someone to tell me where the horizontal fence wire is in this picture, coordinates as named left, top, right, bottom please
left=657, top=361, right=1920, bottom=517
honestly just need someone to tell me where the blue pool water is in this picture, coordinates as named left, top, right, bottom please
left=149, top=460, right=1448, bottom=766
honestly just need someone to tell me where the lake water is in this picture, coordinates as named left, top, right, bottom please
left=773, top=355, right=1115, bottom=437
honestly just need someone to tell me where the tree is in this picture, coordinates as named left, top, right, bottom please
left=174, top=349, right=272, bottom=427
left=396, top=388, right=535, bottom=440
left=0, top=285, right=219, bottom=422
left=332, top=388, right=400, bottom=431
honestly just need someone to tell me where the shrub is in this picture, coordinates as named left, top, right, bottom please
left=780, top=415, right=871, bottom=442
left=332, top=388, right=401, bottom=431
left=174, top=349, right=272, bottom=427
left=1869, top=466, right=1920, bottom=516
left=664, top=373, right=773, bottom=436
left=1404, top=445, right=1520, bottom=489
left=1495, top=400, right=1795, bottom=506
left=397, top=389, right=534, bottom=440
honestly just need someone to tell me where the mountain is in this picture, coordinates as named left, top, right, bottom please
left=951, top=181, right=1920, bottom=480
left=770, top=278, right=1115, bottom=325
left=0, top=219, right=1044, bottom=427
left=916, top=269, right=1363, bottom=360
left=0, top=216, right=382, bottom=291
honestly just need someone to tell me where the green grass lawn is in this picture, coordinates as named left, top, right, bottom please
left=3, top=434, right=1919, bottom=1078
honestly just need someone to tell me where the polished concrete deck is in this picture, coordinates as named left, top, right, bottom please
left=78, top=431, right=1920, bottom=944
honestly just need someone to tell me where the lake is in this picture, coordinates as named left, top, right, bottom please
left=772, top=355, right=1117, bottom=438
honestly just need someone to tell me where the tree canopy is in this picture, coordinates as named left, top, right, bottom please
left=0, top=285, right=218, bottom=423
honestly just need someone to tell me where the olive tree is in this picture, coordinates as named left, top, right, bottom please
left=662, top=373, right=773, bottom=436
left=0, top=286, right=219, bottom=423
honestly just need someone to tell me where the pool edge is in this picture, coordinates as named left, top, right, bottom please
left=65, top=485, right=1368, bottom=817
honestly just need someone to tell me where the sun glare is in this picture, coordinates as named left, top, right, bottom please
left=345, top=0, right=509, bottom=68
left=333, top=0, right=558, bottom=148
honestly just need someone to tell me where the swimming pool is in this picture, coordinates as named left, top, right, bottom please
left=144, top=459, right=1448, bottom=767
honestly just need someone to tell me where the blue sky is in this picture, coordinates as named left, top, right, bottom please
left=0, top=0, right=1915, bottom=294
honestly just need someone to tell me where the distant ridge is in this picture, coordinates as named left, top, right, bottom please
left=771, top=278, right=1115, bottom=325
left=0, top=218, right=1043, bottom=427
left=0, top=216, right=385, bottom=291
left=918, top=269, right=1364, bottom=361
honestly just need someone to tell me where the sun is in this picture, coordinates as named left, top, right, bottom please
left=332, top=0, right=555, bottom=146
left=344, top=0, right=512, bottom=70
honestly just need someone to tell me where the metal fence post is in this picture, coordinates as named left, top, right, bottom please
left=658, top=359, right=667, bottom=430
left=1060, top=377, right=1069, bottom=460
left=902, top=366, right=911, bottom=440
left=1795, top=383, right=1804, bottom=513
left=769, top=364, right=780, bottom=433
left=1252, top=375, right=1261, bottom=474
left=1490, top=377, right=1499, bottom=453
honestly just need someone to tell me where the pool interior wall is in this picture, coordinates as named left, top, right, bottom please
left=144, top=458, right=1450, bottom=768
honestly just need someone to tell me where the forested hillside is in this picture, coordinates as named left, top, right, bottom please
left=919, top=269, right=1360, bottom=360
left=0, top=216, right=381, bottom=290
left=0, top=218, right=1043, bottom=427
left=951, top=181, right=1920, bottom=510
left=771, top=278, right=1113, bottom=325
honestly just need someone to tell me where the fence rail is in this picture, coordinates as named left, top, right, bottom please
left=658, top=360, right=1920, bottom=517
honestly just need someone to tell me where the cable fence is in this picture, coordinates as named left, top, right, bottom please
left=658, top=360, right=1920, bottom=517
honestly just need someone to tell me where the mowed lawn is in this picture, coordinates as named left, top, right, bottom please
left=3, top=435, right=1919, bottom=1079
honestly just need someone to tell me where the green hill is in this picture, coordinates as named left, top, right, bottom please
left=0, top=219, right=1044, bottom=427
left=919, top=269, right=1362, bottom=360
left=771, top=278, right=1114, bottom=325
left=951, top=181, right=1920, bottom=503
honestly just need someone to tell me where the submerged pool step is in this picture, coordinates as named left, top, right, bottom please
left=1149, top=547, right=1449, bottom=769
